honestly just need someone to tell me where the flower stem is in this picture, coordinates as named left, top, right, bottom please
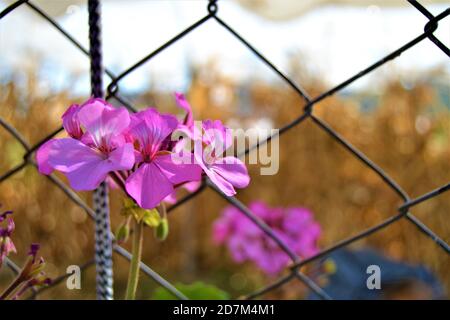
left=0, top=275, right=23, bottom=300
left=124, top=219, right=144, bottom=300
left=109, top=172, right=126, bottom=192
left=0, top=256, right=32, bottom=300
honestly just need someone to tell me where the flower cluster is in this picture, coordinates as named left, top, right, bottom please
left=37, top=94, right=250, bottom=209
left=213, top=201, right=321, bottom=275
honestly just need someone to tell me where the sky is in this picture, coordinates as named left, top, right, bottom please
left=0, top=0, right=449, bottom=97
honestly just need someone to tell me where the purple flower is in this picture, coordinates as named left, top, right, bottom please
left=193, top=120, right=250, bottom=196
left=19, top=243, right=49, bottom=282
left=125, top=108, right=202, bottom=209
left=36, top=94, right=250, bottom=211
left=213, top=201, right=321, bottom=275
left=0, top=210, right=16, bottom=268
left=175, top=92, right=194, bottom=127
left=28, top=243, right=40, bottom=261
left=37, top=99, right=135, bottom=190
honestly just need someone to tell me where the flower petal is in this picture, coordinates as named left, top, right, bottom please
left=47, top=139, right=134, bottom=191
left=125, top=163, right=174, bottom=209
left=108, top=143, right=135, bottom=171
left=205, top=167, right=236, bottom=196
left=210, top=157, right=250, bottom=189
left=202, top=119, right=233, bottom=154
left=68, top=143, right=134, bottom=190
left=77, top=99, right=130, bottom=147
left=154, top=153, right=202, bottom=185
left=174, top=92, right=193, bottom=127
left=184, top=180, right=201, bottom=192
left=193, top=147, right=235, bottom=196
left=47, top=138, right=101, bottom=173
left=129, top=108, right=178, bottom=155
left=36, top=139, right=56, bottom=175
left=65, top=154, right=124, bottom=191
left=62, top=103, right=83, bottom=139
left=163, top=191, right=177, bottom=204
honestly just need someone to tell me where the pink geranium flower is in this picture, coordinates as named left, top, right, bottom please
left=164, top=93, right=251, bottom=203
left=125, top=108, right=202, bottom=209
left=36, top=94, right=250, bottom=211
left=193, top=120, right=250, bottom=196
left=213, top=201, right=321, bottom=275
left=37, top=99, right=135, bottom=190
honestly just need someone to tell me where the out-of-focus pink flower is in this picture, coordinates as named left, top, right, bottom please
left=0, top=210, right=16, bottom=268
left=125, top=108, right=202, bottom=209
left=213, top=201, right=321, bottom=275
left=37, top=99, right=135, bottom=191
left=193, top=120, right=249, bottom=196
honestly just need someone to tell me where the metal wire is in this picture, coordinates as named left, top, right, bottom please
left=0, top=0, right=449, bottom=300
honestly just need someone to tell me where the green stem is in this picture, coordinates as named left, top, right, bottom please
left=124, top=219, right=144, bottom=300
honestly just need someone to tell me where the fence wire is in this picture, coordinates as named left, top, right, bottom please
left=0, top=0, right=449, bottom=300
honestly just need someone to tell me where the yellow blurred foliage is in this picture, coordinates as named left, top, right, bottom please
left=0, top=68, right=449, bottom=299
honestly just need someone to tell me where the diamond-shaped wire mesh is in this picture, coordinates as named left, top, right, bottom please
left=0, top=0, right=449, bottom=300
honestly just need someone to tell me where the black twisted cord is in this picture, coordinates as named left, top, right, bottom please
left=89, top=0, right=103, bottom=98
left=88, top=0, right=114, bottom=300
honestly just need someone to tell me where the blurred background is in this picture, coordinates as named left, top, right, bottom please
left=0, top=0, right=449, bottom=299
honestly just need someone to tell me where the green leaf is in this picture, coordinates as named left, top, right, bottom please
left=152, top=282, right=230, bottom=300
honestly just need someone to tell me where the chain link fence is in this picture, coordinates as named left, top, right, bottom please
left=0, top=0, right=449, bottom=300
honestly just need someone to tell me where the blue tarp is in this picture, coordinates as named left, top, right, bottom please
left=308, top=248, right=445, bottom=300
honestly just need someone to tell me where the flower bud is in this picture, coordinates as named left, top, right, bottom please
left=154, top=218, right=169, bottom=241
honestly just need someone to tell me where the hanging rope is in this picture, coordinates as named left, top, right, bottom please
left=88, top=0, right=114, bottom=300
